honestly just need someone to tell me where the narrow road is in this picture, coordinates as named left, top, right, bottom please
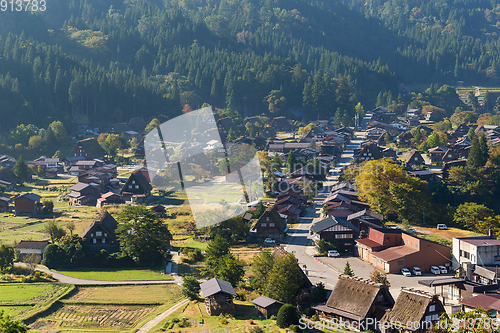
left=283, top=113, right=371, bottom=289
left=16, top=252, right=183, bottom=285
left=136, top=299, right=189, bottom=333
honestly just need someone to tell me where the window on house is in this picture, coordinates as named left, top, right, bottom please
left=431, top=314, right=439, bottom=321
left=415, top=157, right=418, bottom=161
left=91, top=233, right=93, bottom=237
left=132, top=180, right=135, bottom=184
left=266, top=217, right=270, bottom=221
left=429, top=305, right=436, bottom=312
left=261, top=223, right=267, bottom=227
left=93, top=239, right=97, bottom=243
left=96, top=231, right=102, bottom=236
left=104, top=233, right=107, bottom=237
left=425, top=315, right=432, bottom=322
left=135, top=185, right=139, bottom=189
left=102, top=238, right=106, bottom=243
left=269, top=223, right=275, bottom=227
left=128, top=185, right=132, bottom=189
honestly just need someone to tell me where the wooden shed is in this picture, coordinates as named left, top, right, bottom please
left=251, top=296, right=283, bottom=319
left=200, top=278, right=237, bottom=316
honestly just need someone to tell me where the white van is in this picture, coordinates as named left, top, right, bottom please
left=431, top=266, right=441, bottom=274
left=439, top=266, right=447, bottom=274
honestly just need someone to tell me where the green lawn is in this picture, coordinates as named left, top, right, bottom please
left=54, top=267, right=174, bottom=281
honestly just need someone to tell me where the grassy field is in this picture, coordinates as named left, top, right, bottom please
left=150, top=300, right=282, bottom=333
left=0, top=283, right=71, bottom=319
left=30, top=284, right=184, bottom=333
left=65, top=285, right=182, bottom=304
left=54, top=267, right=174, bottom=281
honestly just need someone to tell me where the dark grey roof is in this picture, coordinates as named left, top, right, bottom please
left=70, top=182, right=90, bottom=191
left=15, top=240, right=49, bottom=250
left=311, top=216, right=359, bottom=233
left=347, top=209, right=383, bottom=221
left=418, top=277, right=466, bottom=287
left=252, top=296, right=283, bottom=308
left=0, top=196, right=9, bottom=202
left=200, top=278, right=237, bottom=297
left=16, top=193, right=42, bottom=202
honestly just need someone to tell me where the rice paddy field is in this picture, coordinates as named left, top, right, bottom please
left=0, top=283, right=72, bottom=319
left=53, top=267, right=174, bottom=281
left=29, top=284, right=184, bottom=333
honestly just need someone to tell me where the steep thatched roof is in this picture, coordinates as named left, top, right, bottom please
left=325, top=275, right=393, bottom=320
left=380, top=288, right=443, bottom=328
left=76, top=138, right=106, bottom=159
left=82, top=209, right=118, bottom=239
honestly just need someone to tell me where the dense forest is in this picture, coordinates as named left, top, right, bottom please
left=2, top=0, right=500, bottom=129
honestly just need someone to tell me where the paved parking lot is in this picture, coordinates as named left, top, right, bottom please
left=316, top=254, right=452, bottom=300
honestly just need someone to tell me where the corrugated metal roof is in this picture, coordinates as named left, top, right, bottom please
left=200, top=278, right=237, bottom=297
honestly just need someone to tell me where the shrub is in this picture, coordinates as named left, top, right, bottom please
left=178, top=318, right=190, bottom=328
left=249, top=327, right=264, bottom=333
left=171, top=317, right=180, bottom=323
left=270, top=315, right=277, bottom=320
left=311, top=314, right=319, bottom=321
left=302, top=307, right=314, bottom=317
left=290, top=324, right=302, bottom=333
left=277, top=304, right=300, bottom=328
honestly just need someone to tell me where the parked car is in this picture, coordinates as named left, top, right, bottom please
left=264, top=238, right=275, bottom=245
left=431, top=266, right=441, bottom=274
left=439, top=266, right=448, bottom=274
left=437, top=224, right=448, bottom=230
left=401, top=268, right=411, bottom=277
left=412, top=267, right=422, bottom=275
left=328, top=250, right=340, bottom=257
left=409, top=228, right=417, bottom=233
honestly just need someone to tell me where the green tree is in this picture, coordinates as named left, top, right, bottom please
left=343, top=261, right=354, bottom=276
left=66, top=222, right=75, bottom=235
left=145, top=118, right=160, bottom=133
left=205, top=235, right=230, bottom=272
left=286, top=150, right=297, bottom=173
left=12, top=156, right=29, bottom=183
left=42, top=200, right=54, bottom=215
left=226, top=128, right=236, bottom=142
left=276, top=304, right=300, bottom=328
left=116, top=205, right=172, bottom=265
left=0, top=245, right=14, bottom=271
left=355, top=102, right=365, bottom=118
left=264, top=253, right=303, bottom=303
left=453, top=203, right=494, bottom=230
left=311, top=282, right=328, bottom=303
left=0, top=310, right=28, bottom=333
left=215, top=253, right=245, bottom=286
left=49, top=121, right=68, bottom=143
left=182, top=276, right=201, bottom=301
left=41, top=244, right=67, bottom=268
left=250, top=250, right=275, bottom=291
left=43, top=220, right=66, bottom=243
left=467, top=134, right=489, bottom=168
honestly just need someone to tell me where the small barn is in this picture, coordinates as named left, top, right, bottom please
left=0, top=196, right=9, bottom=213
left=252, top=296, right=284, bottom=319
left=14, top=193, right=42, bottom=216
left=15, top=240, right=49, bottom=263
left=200, top=278, right=237, bottom=316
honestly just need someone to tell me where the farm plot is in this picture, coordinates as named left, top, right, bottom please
left=66, top=284, right=183, bottom=305
left=46, top=305, right=156, bottom=329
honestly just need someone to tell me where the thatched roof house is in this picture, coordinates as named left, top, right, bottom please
left=380, top=288, right=445, bottom=333
left=313, top=275, right=394, bottom=330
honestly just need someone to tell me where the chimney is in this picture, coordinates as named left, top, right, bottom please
left=489, top=229, right=495, bottom=239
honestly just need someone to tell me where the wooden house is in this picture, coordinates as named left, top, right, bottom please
left=353, top=143, right=383, bottom=164
left=216, top=117, right=236, bottom=140
left=200, top=278, right=237, bottom=316
left=311, top=216, right=359, bottom=252
left=405, top=149, right=425, bottom=168
left=15, top=240, right=49, bottom=263
left=81, top=210, right=120, bottom=252
left=0, top=197, right=9, bottom=213
left=441, top=160, right=467, bottom=179
left=96, top=192, right=124, bottom=208
left=313, top=275, right=394, bottom=331
left=68, top=182, right=100, bottom=205
left=398, top=132, right=413, bottom=148
left=442, top=148, right=458, bottom=163
left=251, top=205, right=287, bottom=240
left=380, top=289, right=445, bottom=333
left=278, top=205, right=301, bottom=223
left=14, top=193, right=42, bottom=216
left=428, top=146, right=446, bottom=163
left=346, top=209, right=384, bottom=236
left=270, top=117, right=293, bottom=132
left=68, top=138, right=106, bottom=160
left=261, top=126, right=276, bottom=139
left=120, top=169, right=152, bottom=201
left=127, top=117, right=146, bottom=133
left=151, top=204, right=166, bottom=215
left=454, top=123, right=470, bottom=137
left=252, top=296, right=284, bottom=319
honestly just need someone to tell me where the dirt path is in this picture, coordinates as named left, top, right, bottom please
left=136, top=299, right=189, bottom=333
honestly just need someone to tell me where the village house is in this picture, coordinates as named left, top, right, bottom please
left=441, top=148, right=458, bottom=163
left=311, top=216, right=359, bottom=253
left=14, top=193, right=42, bottom=216
left=356, top=227, right=451, bottom=273
left=0, top=155, right=16, bottom=168
left=441, top=160, right=467, bottom=179
left=200, top=278, right=237, bottom=316
left=278, top=205, right=301, bottom=223
left=405, top=149, right=425, bottom=168
left=216, top=117, right=236, bottom=140
left=380, top=288, right=446, bottom=333
left=252, top=296, right=284, bottom=319
left=261, top=126, right=276, bottom=139
left=353, top=142, right=383, bottom=164
left=270, top=116, right=294, bottom=132
left=398, top=132, right=414, bottom=148
left=0, top=197, right=9, bottom=213
left=346, top=209, right=384, bottom=236
left=81, top=210, right=119, bottom=252
left=96, top=192, right=124, bottom=208
left=322, top=193, right=369, bottom=219
left=428, top=146, right=446, bottom=163
left=68, top=138, right=106, bottom=160
left=68, top=182, right=100, bottom=205
left=460, top=294, right=500, bottom=317
left=251, top=205, right=287, bottom=240
left=313, top=275, right=395, bottom=330
left=127, top=117, right=146, bottom=133
left=15, top=240, right=49, bottom=263
left=120, top=169, right=152, bottom=202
